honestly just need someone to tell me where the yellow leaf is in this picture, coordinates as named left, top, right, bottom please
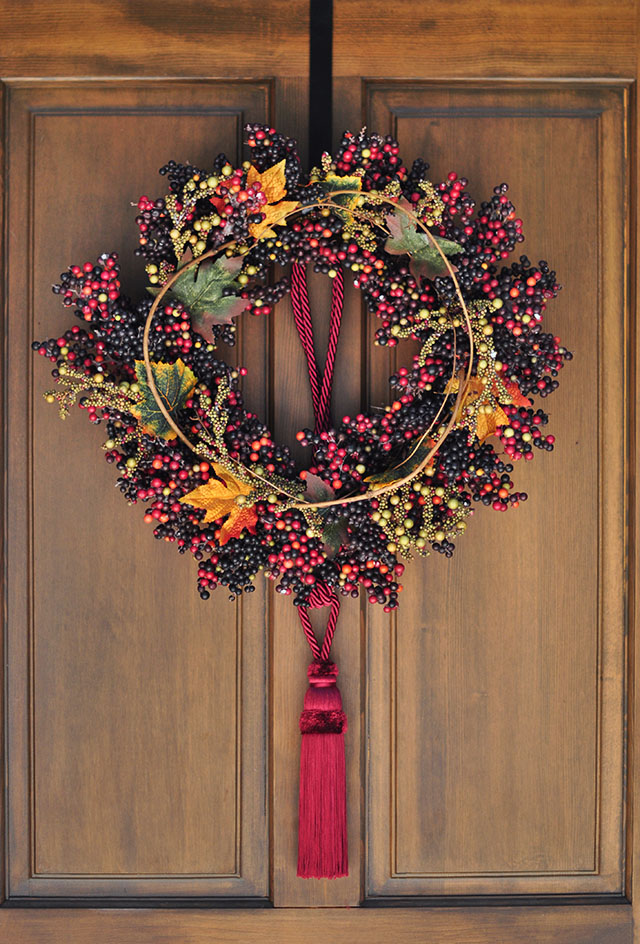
left=476, top=404, right=509, bottom=443
left=446, top=376, right=486, bottom=418
left=246, top=160, right=299, bottom=239
left=179, top=463, right=257, bottom=544
left=495, top=404, right=509, bottom=426
left=249, top=200, right=299, bottom=240
left=247, top=159, right=288, bottom=204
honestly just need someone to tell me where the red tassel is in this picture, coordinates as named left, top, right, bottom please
left=297, top=661, right=348, bottom=879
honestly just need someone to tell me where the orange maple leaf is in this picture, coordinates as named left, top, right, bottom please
left=476, top=404, right=510, bottom=443
left=449, top=375, right=528, bottom=442
left=179, top=464, right=257, bottom=546
left=246, top=159, right=299, bottom=239
left=503, top=379, right=532, bottom=408
left=446, top=376, right=486, bottom=418
left=218, top=505, right=259, bottom=545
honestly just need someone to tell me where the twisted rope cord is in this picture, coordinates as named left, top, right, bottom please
left=290, top=262, right=345, bottom=435
left=290, top=262, right=346, bottom=657
left=297, top=583, right=341, bottom=663
left=317, top=269, right=344, bottom=432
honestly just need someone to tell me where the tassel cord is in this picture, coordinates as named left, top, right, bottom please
left=291, top=260, right=345, bottom=668
left=297, top=583, right=340, bottom=662
left=290, top=261, right=344, bottom=435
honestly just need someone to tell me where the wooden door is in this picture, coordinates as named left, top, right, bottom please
left=1, top=2, right=638, bottom=942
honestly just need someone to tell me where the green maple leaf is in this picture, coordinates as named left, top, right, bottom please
left=131, top=358, right=197, bottom=440
left=303, top=472, right=336, bottom=503
left=320, top=172, right=362, bottom=220
left=149, top=255, right=248, bottom=336
left=385, top=203, right=462, bottom=280
left=317, top=509, right=350, bottom=557
left=301, top=474, right=349, bottom=556
left=364, top=435, right=434, bottom=489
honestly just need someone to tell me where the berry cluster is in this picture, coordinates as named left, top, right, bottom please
left=35, top=124, right=571, bottom=611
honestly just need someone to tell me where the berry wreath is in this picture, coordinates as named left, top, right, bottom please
left=34, top=122, right=571, bottom=879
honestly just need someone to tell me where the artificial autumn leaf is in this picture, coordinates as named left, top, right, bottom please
left=131, top=358, right=196, bottom=440
left=209, top=195, right=228, bottom=216
left=445, top=377, right=512, bottom=443
left=318, top=509, right=350, bottom=556
left=298, top=473, right=349, bottom=555
left=303, top=472, right=336, bottom=503
left=246, top=159, right=300, bottom=239
left=503, top=379, right=532, bottom=408
left=177, top=246, right=194, bottom=267
left=385, top=198, right=462, bottom=280
left=217, top=506, right=258, bottom=545
left=446, top=376, right=487, bottom=415
left=323, top=172, right=361, bottom=201
left=249, top=200, right=300, bottom=240
left=320, top=171, right=362, bottom=220
left=247, top=159, right=288, bottom=203
left=179, top=464, right=258, bottom=546
left=149, top=255, right=247, bottom=334
left=364, top=435, right=435, bottom=489
left=476, top=404, right=510, bottom=444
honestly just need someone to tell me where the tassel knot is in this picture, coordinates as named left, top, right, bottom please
left=308, top=659, right=338, bottom=685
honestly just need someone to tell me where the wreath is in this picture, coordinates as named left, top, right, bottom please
left=34, top=123, right=571, bottom=879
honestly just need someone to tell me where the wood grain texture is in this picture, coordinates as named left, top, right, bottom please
left=0, top=74, right=5, bottom=910
left=632, top=1, right=640, bottom=925
left=0, top=0, right=309, bottom=77
left=4, top=79, right=277, bottom=899
left=0, top=905, right=632, bottom=944
left=335, top=81, right=629, bottom=899
left=333, top=0, right=636, bottom=78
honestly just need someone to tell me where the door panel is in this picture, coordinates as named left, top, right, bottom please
left=342, top=82, right=629, bottom=899
left=5, top=78, right=275, bottom=899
